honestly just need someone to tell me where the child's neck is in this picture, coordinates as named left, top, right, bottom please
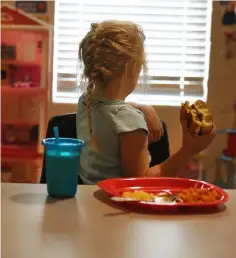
left=93, top=80, right=132, bottom=101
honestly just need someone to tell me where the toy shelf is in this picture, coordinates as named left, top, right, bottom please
left=1, top=144, right=43, bottom=167
left=1, top=155, right=42, bottom=164
left=1, top=60, right=41, bottom=66
left=1, top=3, right=52, bottom=182
left=1, top=144, right=42, bottom=158
left=1, top=86, right=47, bottom=95
left=1, top=119, right=39, bottom=126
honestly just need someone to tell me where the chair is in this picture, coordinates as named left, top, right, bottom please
left=148, top=121, right=170, bottom=167
left=40, top=113, right=170, bottom=184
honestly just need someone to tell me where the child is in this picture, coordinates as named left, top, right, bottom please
left=77, top=21, right=215, bottom=185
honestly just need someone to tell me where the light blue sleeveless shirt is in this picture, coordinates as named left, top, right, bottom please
left=76, top=93, right=148, bottom=185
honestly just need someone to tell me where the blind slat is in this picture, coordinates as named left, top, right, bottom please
left=59, top=1, right=208, bottom=9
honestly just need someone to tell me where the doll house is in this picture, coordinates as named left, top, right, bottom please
left=1, top=4, right=52, bottom=182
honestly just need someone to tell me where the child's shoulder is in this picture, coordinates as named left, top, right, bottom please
left=97, top=102, right=145, bottom=121
left=78, top=94, right=147, bottom=132
left=112, top=104, right=148, bottom=134
left=79, top=93, right=143, bottom=117
left=115, top=103, right=145, bottom=118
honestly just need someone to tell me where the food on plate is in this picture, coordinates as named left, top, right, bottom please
left=180, top=100, right=214, bottom=136
left=122, top=190, right=155, bottom=201
left=120, top=190, right=178, bottom=203
left=176, top=187, right=221, bottom=203
left=121, top=187, right=222, bottom=204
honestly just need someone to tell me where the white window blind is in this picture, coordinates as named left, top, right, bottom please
left=53, top=0, right=212, bottom=105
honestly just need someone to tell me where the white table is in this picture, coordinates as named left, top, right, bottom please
left=2, top=183, right=236, bottom=258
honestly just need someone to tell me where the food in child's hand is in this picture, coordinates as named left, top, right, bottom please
left=180, top=100, right=214, bottom=136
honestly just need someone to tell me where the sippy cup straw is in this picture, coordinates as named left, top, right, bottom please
left=53, top=126, right=59, bottom=143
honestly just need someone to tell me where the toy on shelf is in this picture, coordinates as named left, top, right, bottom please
left=1, top=39, right=42, bottom=88
left=1, top=4, right=52, bottom=180
left=214, top=101, right=236, bottom=189
left=178, top=151, right=206, bottom=181
left=213, top=157, right=228, bottom=189
left=1, top=124, right=39, bottom=145
left=1, top=43, right=16, bottom=60
left=13, top=75, right=33, bottom=88
left=219, top=1, right=236, bottom=59
left=221, top=100, right=236, bottom=157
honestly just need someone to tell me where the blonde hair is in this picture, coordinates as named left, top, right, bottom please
left=79, top=20, right=146, bottom=146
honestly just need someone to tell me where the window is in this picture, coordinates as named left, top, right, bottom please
left=53, top=0, right=212, bottom=105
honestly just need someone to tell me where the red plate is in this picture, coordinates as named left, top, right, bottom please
left=98, top=177, right=229, bottom=210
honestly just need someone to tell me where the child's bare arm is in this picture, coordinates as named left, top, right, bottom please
left=120, top=129, right=150, bottom=177
left=120, top=130, right=192, bottom=178
left=127, top=103, right=163, bottom=142
left=148, top=148, right=192, bottom=177
left=120, top=120, right=215, bottom=178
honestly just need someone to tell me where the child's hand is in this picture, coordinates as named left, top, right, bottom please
left=141, top=105, right=164, bottom=143
left=181, top=120, right=216, bottom=156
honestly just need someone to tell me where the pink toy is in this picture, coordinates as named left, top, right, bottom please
left=13, top=75, right=33, bottom=88
left=219, top=100, right=236, bottom=157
